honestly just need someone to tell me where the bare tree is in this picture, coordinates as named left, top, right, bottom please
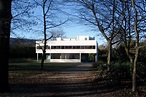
left=67, top=0, right=121, bottom=65
left=131, top=0, right=144, bottom=92
left=11, top=0, right=36, bottom=38
left=34, top=0, right=68, bottom=70
left=0, top=0, right=12, bottom=92
left=50, top=29, right=66, bottom=40
left=116, top=0, right=135, bottom=64
left=69, top=0, right=146, bottom=92
left=118, top=0, right=146, bottom=92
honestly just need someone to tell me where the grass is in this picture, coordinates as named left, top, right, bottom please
left=9, top=58, right=37, bottom=63
left=9, top=58, right=80, bottom=71
left=9, top=62, right=79, bottom=78
left=5, top=61, right=146, bottom=97
left=9, top=62, right=79, bottom=71
left=9, top=58, right=80, bottom=78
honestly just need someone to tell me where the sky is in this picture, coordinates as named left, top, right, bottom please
left=27, top=20, right=107, bottom=45
left=61, top=23, right=106, bottom=45
left=26, top=22, right=107, bottom=45
left=10, top=0, right=107, bottom=46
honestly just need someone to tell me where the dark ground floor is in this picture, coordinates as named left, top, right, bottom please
left=37, top=53, right=97, bottom=63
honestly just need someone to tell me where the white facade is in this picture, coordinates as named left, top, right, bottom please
left=36, top=36, right=98, bottom=63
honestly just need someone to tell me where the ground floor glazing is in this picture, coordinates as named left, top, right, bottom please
left=37, top=53, right=97, bottom=63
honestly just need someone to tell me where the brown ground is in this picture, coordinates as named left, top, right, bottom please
left=0, top=63, right=146, bottom=97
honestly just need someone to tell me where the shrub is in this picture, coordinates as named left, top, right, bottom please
left=107, top=62, right=132, bottom=86
left=92, top=61, right=105, bottom=69
left=92, top=61, right=109, bottom=79
left=137, top=62, right=146, bottom=85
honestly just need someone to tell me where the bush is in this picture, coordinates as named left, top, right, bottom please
left=92, top=61, right=103, bottom=68
left=93, top=61, right=146, bottom=86
left=92, top=61, right=108, bottom=71
left=107, top=62, right=132, bottom=86
left=137, top=62, right=146, bottom=85
left=112, top=45, right=129, bottom=62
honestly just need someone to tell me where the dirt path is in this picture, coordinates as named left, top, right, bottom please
left=1, top=63, right=145, bottom=97
left=1, top=63, right=99, bottom=97
left=49, top=63, right=98, bottom=97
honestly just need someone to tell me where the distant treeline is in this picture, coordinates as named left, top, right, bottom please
left=98, top=40, right=146, bottom=63
left=9, top=47, right=36, bottom=58
left=9, top=38, right=36, bottom=58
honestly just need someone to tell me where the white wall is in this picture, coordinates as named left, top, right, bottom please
left=36, top=36, right=98, bottom=63
left=36, top=40, right=97, bottom=53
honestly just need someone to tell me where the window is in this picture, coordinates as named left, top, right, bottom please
left=51, top=53, right=80, bottom=59
left=37, top=46, right=42, bottom=49
left=70, top=53, right=80, bottom=59
left=51, top=53, right=61, bottom=59
left=56, top=46, right=60, bottom=49
left=37, top=45, right=50, bottom=49
left=46, top=45, right=50, bottom=49
left=60, top=46, right=64, bottom=49
left=68, top=46, right=72, bottom=49
left=50, top=45, right=95, bottom=49
left=92, top=46, right=95, bottom=49
left=51, top=46, right=59, bottom=49
left=80, top=46, right=85, bottom=49
left=51, top=46, right=54, bottom=49
left=84, top=46, right=95, bottom=49
left=73, top=46, right=80, bottom=49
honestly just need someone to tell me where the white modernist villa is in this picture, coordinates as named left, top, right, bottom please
left=36, top=36, right=98, bottom=63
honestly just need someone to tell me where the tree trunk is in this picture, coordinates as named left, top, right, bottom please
left=40, top=49, right=45, bottom=70
left=132, top=48, right=139, bottom=92
left=40, top=40, right=46, bottom=70
left=0, top=0, right=12, bottom=92
left=124, top=46, right=133, bottom=64
left=107, top=40, right=112, bottom=65
left=131, top=0, right=139, bottom=92
left=40, top=9, right=47, bottom=70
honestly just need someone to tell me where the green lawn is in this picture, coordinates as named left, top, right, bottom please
left=9, top=62, right=79, bottom=71
left=9, top=62, right=79, bottom=78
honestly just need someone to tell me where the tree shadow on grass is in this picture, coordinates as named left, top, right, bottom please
left=9, top=63, right=79, bottom=72
left=4, top=63, right=145, bottom=97
left=7, top=79, right=123, bottom=97
left=1, top=77, right=145, bottom=97
left=4, top=74, right=132, bottom=97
